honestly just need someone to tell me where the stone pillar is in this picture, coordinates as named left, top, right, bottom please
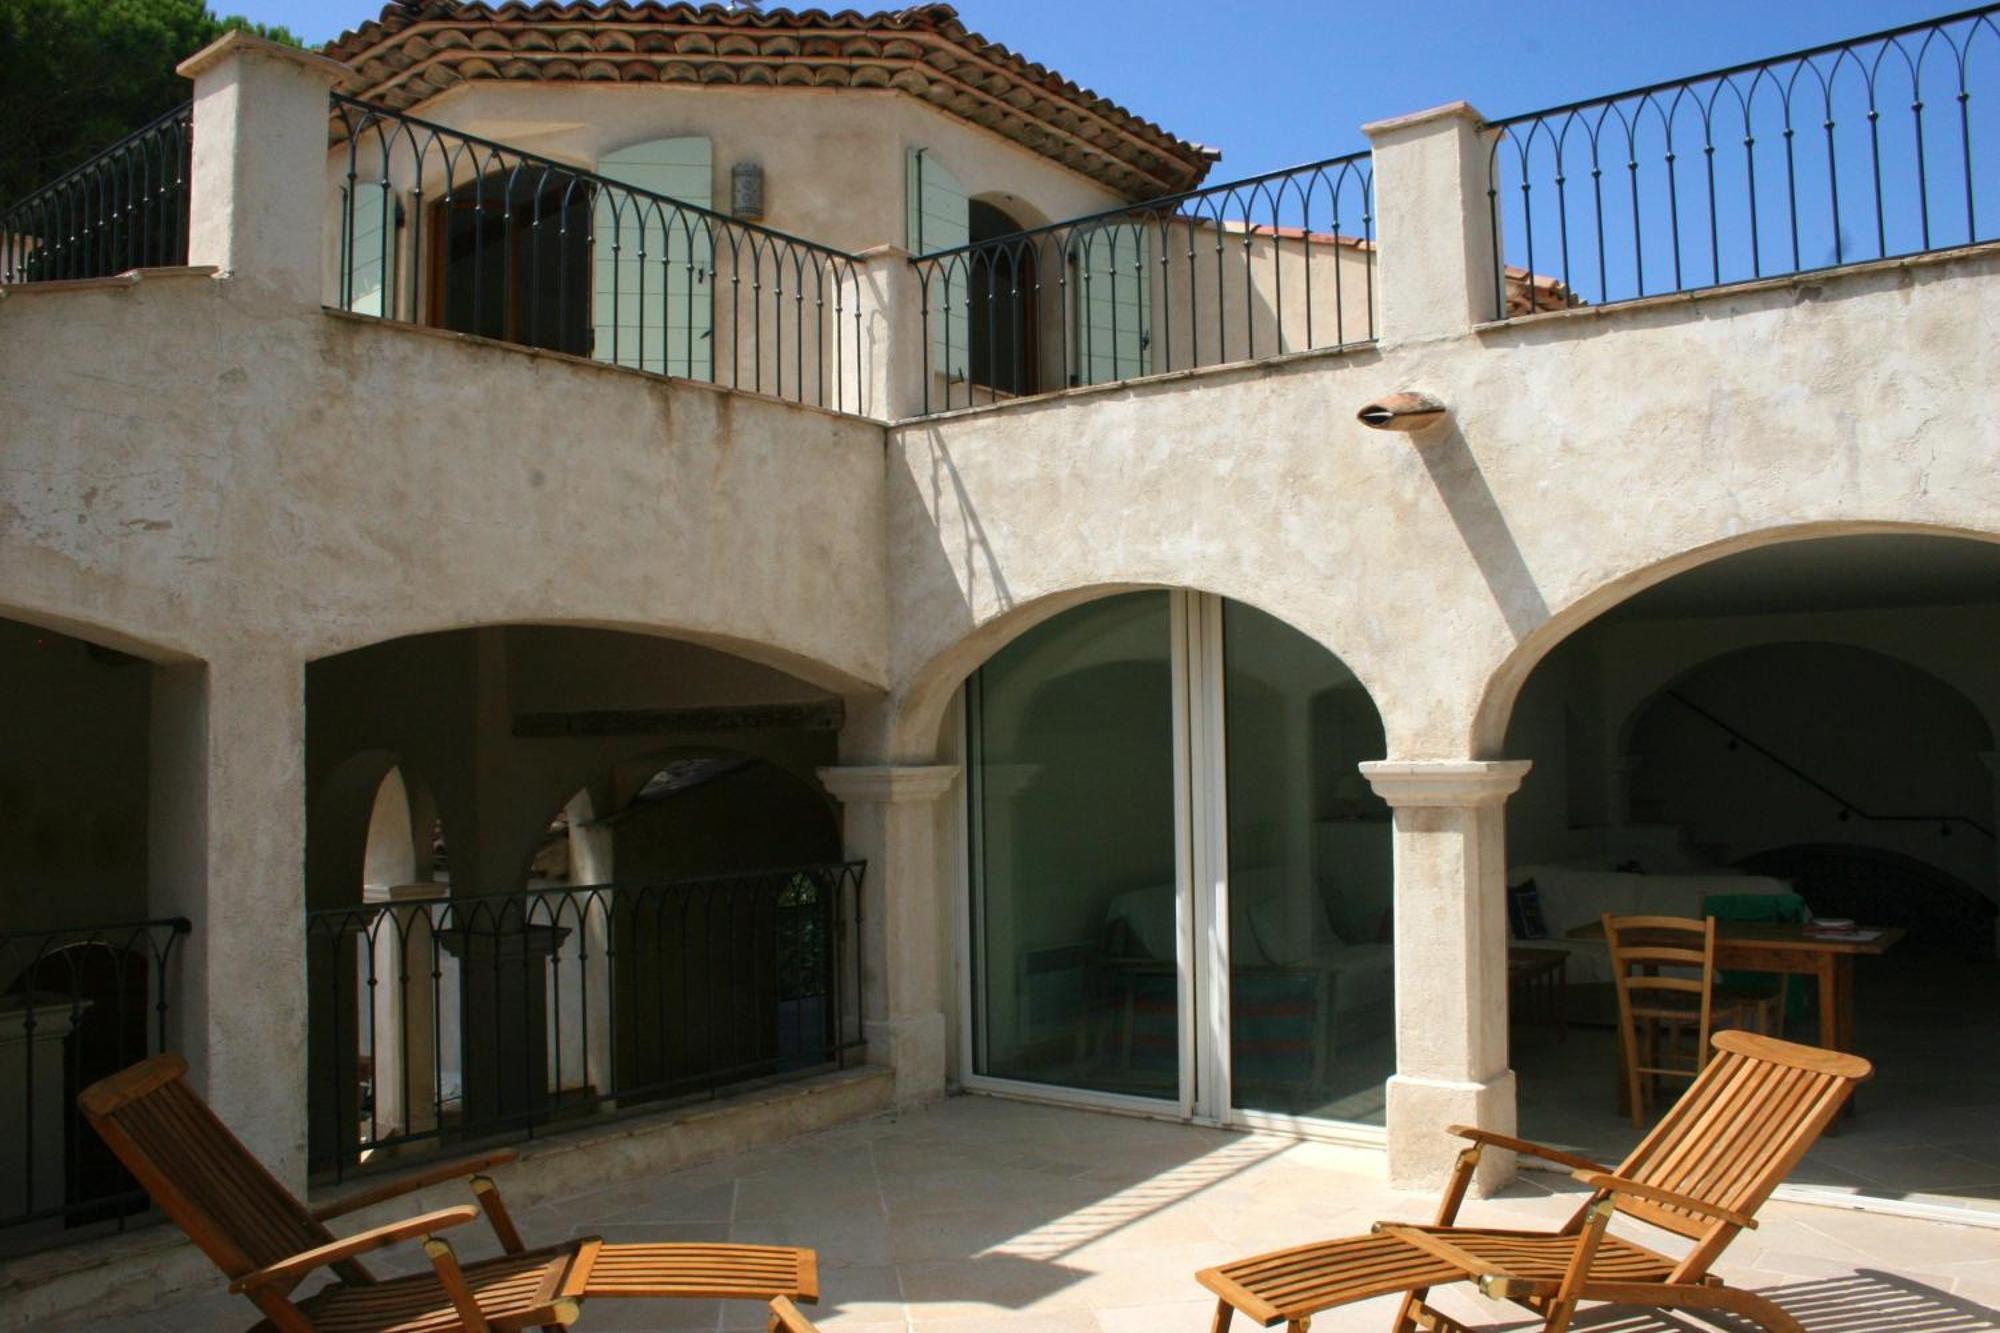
left=177, top=32, right=349, bottom=304
left=1361, top=758, right=1531, bottom=1193
left=149, top=647, right=310, bottom=1187
left=1361, top=102, right=1498, bottom=344
left=365, top=883, right=448, bottom=1140
left=816, top=764, right=958, bottom=1104
left=564, top=792, right=616, bottom=1100
left=0, top=998, right=85, bottom=1228
left=855, top=244, right=927, bottom=421
left=1980, top=752, right=2000, bottom=958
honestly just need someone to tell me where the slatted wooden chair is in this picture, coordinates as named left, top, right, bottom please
left=1198, top=1031, right=1870, bottom=1333
left=1604, top=913, right=1784, bottom=1126
left=79, top=1054, right=819, bottom=1331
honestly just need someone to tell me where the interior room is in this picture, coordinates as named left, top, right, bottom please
left=1501, top=534, right=2000, bottom=1218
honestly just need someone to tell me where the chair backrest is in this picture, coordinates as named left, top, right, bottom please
left=1603, top=912, right=1716, bottom=1075
left=78, top=1054, right=347, bottom=1282
left=1599, top=1030, right=1871, bottom=1279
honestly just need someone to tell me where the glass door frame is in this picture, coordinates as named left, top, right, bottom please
left=954, top=590, right=1388, bottom=1145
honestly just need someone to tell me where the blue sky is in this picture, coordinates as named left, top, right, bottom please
left=237, top=0, right=1961, bottom=177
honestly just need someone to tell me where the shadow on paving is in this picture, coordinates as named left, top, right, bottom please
left=1487, top=1268, right=2000, bottom=1332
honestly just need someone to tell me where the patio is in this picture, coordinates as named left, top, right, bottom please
left=58, top=1094, right=2000, bottom=1332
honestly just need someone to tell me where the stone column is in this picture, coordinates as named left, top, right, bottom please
left=149, top=647, right=310, bottom=1187
left=365, top=883, right=448, bottom=1140
left=816, top=764, right=959, bottom=1104
left=1361, top=101, right=1498, bottom=344
left=1980, top=752, right=1999, bottom=958
left=854, top=244, right=927, bottom=421
left=564, top=792, right=616, bottom=1101
left=1361, top=758, right=1531, bottom=1193
left=177, top=32, right=350, bottom=304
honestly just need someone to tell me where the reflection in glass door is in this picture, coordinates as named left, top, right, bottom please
left=967, top=592, right=1181, bottom=1102
left=1221, top=602, right=1394, bottom=1125
left=964, top=591, right=1392, bottom=1127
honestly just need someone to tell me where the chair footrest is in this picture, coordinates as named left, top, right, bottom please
left=581, top=1242, right=819, bottom=1302
left=1198, top=1232, right=1462, bottom=1325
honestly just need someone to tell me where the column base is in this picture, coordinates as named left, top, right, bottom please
left=1386, top=1070, right=1517, bottom=1195
left=864, top=1011, right=946, bottom=1107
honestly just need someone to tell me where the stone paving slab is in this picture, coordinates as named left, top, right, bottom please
left=52, top=1094, right=2000, bottom=1331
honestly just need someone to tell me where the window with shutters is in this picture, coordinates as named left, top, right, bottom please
left=592, top=137, right=714, bottom=378
left=907, top=148, right=970, bottom=381
left=426, top=173, right=593, bottom=356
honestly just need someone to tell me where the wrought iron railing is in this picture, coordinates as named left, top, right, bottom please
left=0, top=917, right=190, bottom=1247
left=327, top=95, right=868, bottom=412
left=0, top=103, right=194, bottom=285
left=1667, top=691, right=1996, bottom=840
left=304, top=862, right=866, bottom=1180
left=909, top=152, right=1375, bottom=414
left=1487, top=5, right=2000, bottom=317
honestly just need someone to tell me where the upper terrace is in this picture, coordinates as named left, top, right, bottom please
left=4, top=4, right=1995, bottom=421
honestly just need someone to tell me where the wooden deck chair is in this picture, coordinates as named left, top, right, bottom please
left=766, top=1296, right=820, bottom=1331
left=79, top=1054, right=819, bottom=1331
left=1198, top=1030, right=1870, bottom=1333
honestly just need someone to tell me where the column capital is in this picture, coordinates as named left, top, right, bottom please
left=818, top=764, right=959, bottom=804
left=177, top=30, right=352, bottom=84
left=1360, top=759, right=1531, bottom=807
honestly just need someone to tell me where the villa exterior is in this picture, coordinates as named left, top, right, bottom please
left=1, top=3, right=1997, bottom=1321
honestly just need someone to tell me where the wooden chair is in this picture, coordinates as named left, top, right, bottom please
left=767, top=1296, right=819, bottom=1331
left=79, top=1054, right=818, bottom=1331
left=1604, top=913, right=1784, bottom=1127
left=1198, top=1030, right=1870, bottom=1333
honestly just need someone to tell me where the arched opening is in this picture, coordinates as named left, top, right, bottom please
left=966, top=196, right=1040, bottom=396
left=962, top=589, right=1391, bottom=1129
left=428, top=169, right=593, bottom=354
left=1495, top=532, right=2000, bottom=1215
left=303, top=624, right=856, bottom=1180
left=0, top=613, right=192, bottom=1249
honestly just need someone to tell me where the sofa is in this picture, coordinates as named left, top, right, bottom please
left=1507, top=863, right=1802, bottom=1002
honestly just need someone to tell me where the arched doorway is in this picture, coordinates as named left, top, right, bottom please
left=962, top=590, right=1391, bottom=1131
left=1496, top=532, right=2000, bottom=1215
left=966, top=197, right=1040, bottom=397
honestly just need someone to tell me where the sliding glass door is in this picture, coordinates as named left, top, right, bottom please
left=965, top=591, right=1393, bottom=1128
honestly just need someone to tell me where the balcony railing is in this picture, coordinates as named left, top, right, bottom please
left=327, top=95, right=869, bottom=413
left=909, top=152, right=1375, bottom=414
left=0, top=103, right=194, bottom=286
left=304, top=862, right=866, bottom=1181
left=1487, top=4, right=2000, bottom=316
left=0, top=916, right=190, bottom=1250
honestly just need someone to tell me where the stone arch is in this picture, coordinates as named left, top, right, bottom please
left=1469, top=520, right=2000, bottom=757
left=304, top=616, right=880, bottom=702
left=887, top=580, right=1392, bottom=760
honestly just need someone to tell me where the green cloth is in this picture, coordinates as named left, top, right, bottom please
left=1703, top=891, right=1813, bottom=1025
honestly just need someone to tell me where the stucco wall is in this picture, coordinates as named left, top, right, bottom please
left=882, top=248, right=2000, bottom=762
left=0, top=272, right=888, bottom=686
left=392, top=82, right=1130, bottom=258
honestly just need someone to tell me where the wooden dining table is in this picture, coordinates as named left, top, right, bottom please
left=1565, top=920, right=1904, bottom=1115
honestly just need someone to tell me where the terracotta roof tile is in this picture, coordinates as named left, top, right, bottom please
left=323, top=2, right=1219, bottom=197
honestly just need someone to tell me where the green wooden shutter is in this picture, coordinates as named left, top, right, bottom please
left=593, top=137, right=713, bottom=378
left=906, top=148, right=970, bottom=379
left=343, top=179, right=395, bottom=317
left=1072, top=221, right=1151, bottom=386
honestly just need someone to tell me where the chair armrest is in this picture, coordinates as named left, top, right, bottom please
left=1446, top=1125, right=1606, bottom=1174
left=1572, top=1171, right=1759, bottom=1230
left=231, top=1205, right=480, bottom=1293
left=311, top=1150, right=520, bottom=1221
